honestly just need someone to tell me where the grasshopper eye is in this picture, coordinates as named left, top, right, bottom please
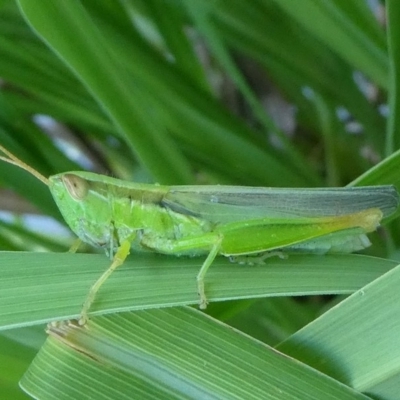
left=62, top=174, right=89, bottom=200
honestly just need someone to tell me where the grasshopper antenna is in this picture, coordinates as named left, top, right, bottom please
left=0, top=144, right=49, bottom=186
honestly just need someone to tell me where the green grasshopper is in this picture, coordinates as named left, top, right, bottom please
left=0, top=144, right=398, bottom=324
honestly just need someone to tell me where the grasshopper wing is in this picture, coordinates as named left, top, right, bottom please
left=163, top=185, right=399, bottom=224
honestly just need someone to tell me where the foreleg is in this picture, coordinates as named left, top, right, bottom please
left=79, top=239, right=131, bottom=325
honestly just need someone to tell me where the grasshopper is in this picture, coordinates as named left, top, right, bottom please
left=0, top=144, right=398, bottom=324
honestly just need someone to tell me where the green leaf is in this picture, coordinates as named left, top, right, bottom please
left=0, top=251, right=396, bottom=330
left=278, top=263, right=400, bottom=399
left=0, top=326, right=45, bottom=400
left=18, top=0, right=193, bottom=184
left=385, top=0, right=400, bottom=154
left=20, top=308, right=372, bottom=400
left=271, top=0, right=388, bottom=88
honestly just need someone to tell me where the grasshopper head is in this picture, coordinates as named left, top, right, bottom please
left=49, top=172, right=116, bottom=253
